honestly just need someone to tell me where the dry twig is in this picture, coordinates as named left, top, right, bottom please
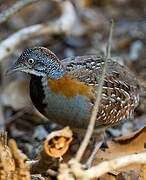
left=70, top=152, right=146, bottom=179
left=75, top=20, right=114, bottom=162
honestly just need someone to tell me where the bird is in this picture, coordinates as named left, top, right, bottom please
left=8, top=47, right=140, bottom=131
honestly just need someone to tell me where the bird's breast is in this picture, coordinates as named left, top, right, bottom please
left=41, top=75, right=95, bottom=128
left=47, top=75, right=95, bottom=99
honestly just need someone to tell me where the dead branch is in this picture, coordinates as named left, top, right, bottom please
left=59, top=152, right=146, bottom=179
left=84, top=152, right=146, bottom=179
left=0, top=0, right=41, bottom=24
left=75, top=20, right=114, bottom=162
left=0, top=0, right=84, bottom=62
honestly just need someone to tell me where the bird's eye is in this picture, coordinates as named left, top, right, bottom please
left=28, top=58, right=35, bottom=64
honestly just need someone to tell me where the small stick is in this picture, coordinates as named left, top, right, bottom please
left=85, top=141, right=103, bottom=168
left=69, top=152, right=146, bottom=179
left=75, top=20, right=114, bottom=162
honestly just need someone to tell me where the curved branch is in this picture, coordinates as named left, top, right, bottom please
left=84, top=152, right=146, bottom=178
left=0, top=1, right=84, bottom=62
left=61, top=152, right=146, bottom=179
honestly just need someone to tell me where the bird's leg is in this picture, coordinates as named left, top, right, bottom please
left=100, top=130, right=109, bottom=149
left=70, top=129, right=99, bottom=156
left=85, top=140, right=103, bottom=169
left=70, top=129, right=109, bottom=166
left=85, top=130, right=109, bottom=168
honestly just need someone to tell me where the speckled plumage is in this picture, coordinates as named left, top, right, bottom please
left=10, top=47, right=140, bottom=130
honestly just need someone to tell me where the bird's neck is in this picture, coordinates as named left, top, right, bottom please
left=30, top=74, right=46, bottom=114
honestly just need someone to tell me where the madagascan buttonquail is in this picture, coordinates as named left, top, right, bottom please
left=8, top=47, right=140, bottom=130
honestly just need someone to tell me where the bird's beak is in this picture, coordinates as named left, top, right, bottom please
left=5, top=64, right=21, bottom=75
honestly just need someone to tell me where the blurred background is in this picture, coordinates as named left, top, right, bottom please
left=0, top=0, right=146, bottom=158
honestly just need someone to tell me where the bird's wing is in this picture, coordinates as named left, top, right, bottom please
left=62, top=55, right=140, bottom=108
left=62, top=55, right=140, bottom=127
left=62, top=55, right=139, bottom=89
left=62, top=55, right=105, bottom=85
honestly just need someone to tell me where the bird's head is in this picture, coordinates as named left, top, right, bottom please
left=8, top=47, right=65, bottom=79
